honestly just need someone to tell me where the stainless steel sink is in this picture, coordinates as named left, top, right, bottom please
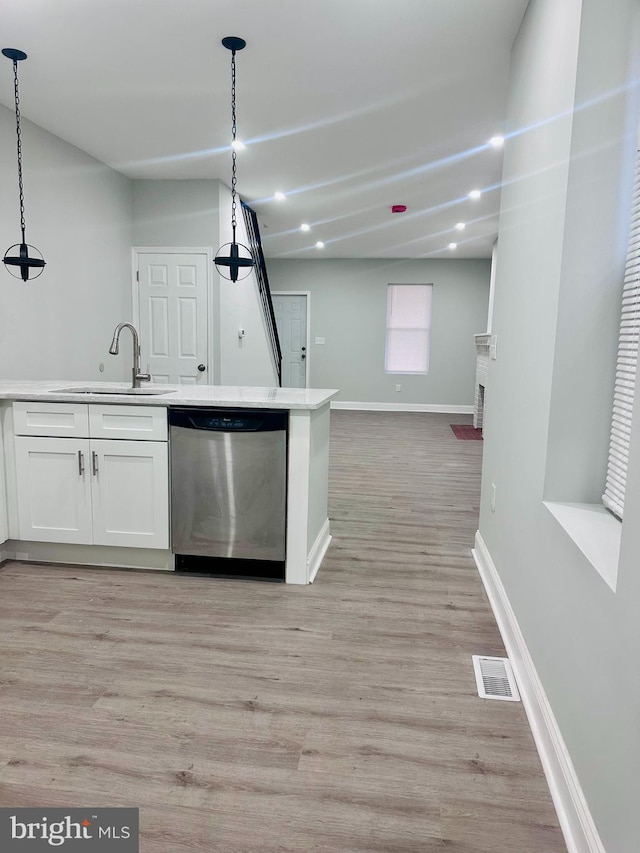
left=50, top=386, right=172, bottom=396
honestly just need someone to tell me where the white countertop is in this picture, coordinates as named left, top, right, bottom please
left=0, top=381, right=339, bottom=411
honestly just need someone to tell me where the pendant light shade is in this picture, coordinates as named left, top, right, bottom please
left=2, top=48, right=46, bottom=281
left=214, top=36, right=255, bottom=283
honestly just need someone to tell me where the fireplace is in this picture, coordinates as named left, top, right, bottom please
left=473, top=383, right=484, bottom=429
left=474, top=334, right=492, bottom=430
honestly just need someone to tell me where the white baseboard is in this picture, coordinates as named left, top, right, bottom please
left=472, top=531, right=605, bottom=853
left=307, top=519, right=331, bottom=583
left=331, top=401, right=474, bottom=414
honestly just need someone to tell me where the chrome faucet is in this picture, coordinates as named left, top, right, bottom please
left=108, top=322, right=151, bottom=388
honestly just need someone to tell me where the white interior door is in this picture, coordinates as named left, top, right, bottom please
left=136, top=252, right=209, bottom=385
left=272, top=293, right=308, bottom=388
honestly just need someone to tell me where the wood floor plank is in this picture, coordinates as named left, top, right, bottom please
left=0, top=410, right=567, bottom=851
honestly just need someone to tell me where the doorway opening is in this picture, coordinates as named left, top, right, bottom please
left=271, top=292, right=310, bottom=388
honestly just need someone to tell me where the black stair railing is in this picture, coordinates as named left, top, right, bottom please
left=241, top=201, right=282, bottom=387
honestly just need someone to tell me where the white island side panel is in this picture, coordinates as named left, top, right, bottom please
left=307, top=405, right=331, bottom=581
left=286, top=405, right=332, bottom=584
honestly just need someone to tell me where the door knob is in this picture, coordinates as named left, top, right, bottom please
left=301, top=353, right=306, bottom=360
left=301, top=346, right=306, bottom=351
left=197, top=364, right=206, bottom=372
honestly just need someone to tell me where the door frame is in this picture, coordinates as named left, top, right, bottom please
left=131, top=247, right=215, bottom=383
left=271, top=291, right=311, bottom=388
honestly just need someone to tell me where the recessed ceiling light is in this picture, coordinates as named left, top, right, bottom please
left=468, top=189, right=481, bottom=200
left=300, top=223, right=311, bottom=232
left=455, top=222, right=466, bottom=231
left=231, top=139, right=246, bottom=151
left=489, top=135, right=504, bottom=148
left=315, top=241, right=325, bottom=249
left=274, top=191, right=286, bottom=201
left=448, top=242, right=458, bottom=250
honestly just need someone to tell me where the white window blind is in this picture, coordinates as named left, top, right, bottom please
left=602, top=153, right=640, bottom=519
left=385, top=284, right=433, bottom=374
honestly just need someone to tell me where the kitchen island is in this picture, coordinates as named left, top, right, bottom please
left=0, top=382, right=339, bottom=584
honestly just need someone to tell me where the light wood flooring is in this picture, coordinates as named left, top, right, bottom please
left=0, top=410, right=567, bottom=852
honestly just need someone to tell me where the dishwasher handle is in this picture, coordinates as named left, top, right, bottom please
left=169, top=408, right=287, bottom=433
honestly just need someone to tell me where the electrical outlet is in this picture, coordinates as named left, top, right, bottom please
left=395, top=384, right=402, bottom=392
left=490, top=483, right=496, bottom=513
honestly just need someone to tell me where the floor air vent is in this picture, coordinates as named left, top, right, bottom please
left=472, top=655, right=520, bottom=701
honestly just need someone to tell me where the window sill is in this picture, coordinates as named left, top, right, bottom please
left=543, top=501, right=620, bottom=592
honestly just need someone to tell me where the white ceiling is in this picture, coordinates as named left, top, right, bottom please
left=1, top=0, right=528, bottom=259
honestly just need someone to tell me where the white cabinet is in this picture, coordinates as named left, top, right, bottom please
left=14, top=437, right=92, bottom=545
left=90, top=439, right=168, bottom=548
left=13, top=401, right=89, bottom=438
left=88, top=405, right=167, bottom=441
left=13, top=403, right=169, bottom=550
left=13, top=402, right=166, bottom=441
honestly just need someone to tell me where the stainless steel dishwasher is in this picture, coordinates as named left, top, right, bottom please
left=169, top=408, right=287, bottom=580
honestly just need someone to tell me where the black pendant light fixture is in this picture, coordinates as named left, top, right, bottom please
left=214, top=36, right=255, bottom=283
left=2, top=48, right=45, bottom=282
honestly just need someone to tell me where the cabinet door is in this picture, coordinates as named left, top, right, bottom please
left=90, top=440, right=169, bottom=549
left=88, top=405, right=167, bottom=441
left=13, top=401, right=89, bottom=437
left=14, top=437, right=92, bottom=544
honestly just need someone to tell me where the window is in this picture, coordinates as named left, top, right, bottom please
left=385, top=284, right=433, bottom=374
left=602, top=151, right=640, bottom=520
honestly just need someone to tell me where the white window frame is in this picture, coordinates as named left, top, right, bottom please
left=602, top=152, right=640, bottom=520
left=384, top=284, right=433, bottom=375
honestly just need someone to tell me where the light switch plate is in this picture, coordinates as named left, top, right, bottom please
left=315, top=337, right=325, bottom=345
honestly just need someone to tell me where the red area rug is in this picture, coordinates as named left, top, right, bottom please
left=450, top=424, right=483, bottom=440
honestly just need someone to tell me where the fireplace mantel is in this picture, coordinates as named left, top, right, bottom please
left=474, top=332, right=496, bottom=356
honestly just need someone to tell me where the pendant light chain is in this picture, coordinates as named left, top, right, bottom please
left=2, top=45, right=45, bottom=281
left=230, top=48, right=238, bottom=243
left=214, top=36, right=254, bottom=283
left=11, top=58, right=26, bottom=244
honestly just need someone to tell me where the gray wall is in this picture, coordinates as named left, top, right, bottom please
left=544, top=0, right=638, bottom=503
left=0, top=104, right=132, bottom=381
left=132, top=179, right=278, bottom=387
left=267, top=258, right=490, bottom=403
left=216, top=183, right=279, bottom=387
left=478, top=0, right=640, bottom=850
left=132, top=179, right=219, bottom=248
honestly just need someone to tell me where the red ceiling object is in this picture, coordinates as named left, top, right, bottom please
left=391, top=204, right=407, bottom=213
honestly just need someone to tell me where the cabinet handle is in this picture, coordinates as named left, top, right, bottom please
left=78, top=450, right=84, bottom=476
left=92, top=451, right=98, bottom=476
